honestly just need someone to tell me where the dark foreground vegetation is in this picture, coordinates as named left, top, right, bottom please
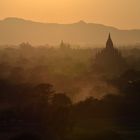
left=0, top=43, right=140, bottom=140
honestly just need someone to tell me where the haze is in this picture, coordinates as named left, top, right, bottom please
left=1, top=0, right=140, bottom=29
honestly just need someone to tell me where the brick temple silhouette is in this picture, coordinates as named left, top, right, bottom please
left=94, top=33, right=127, bottom=76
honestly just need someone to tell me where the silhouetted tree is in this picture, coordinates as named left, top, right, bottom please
left=52, top=93, right=72, bottom=107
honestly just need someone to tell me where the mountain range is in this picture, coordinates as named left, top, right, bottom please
left=0, top=17, right=140, bottom=46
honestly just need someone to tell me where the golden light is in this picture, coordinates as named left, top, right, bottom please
left=0, top=0, right=140, bottom=29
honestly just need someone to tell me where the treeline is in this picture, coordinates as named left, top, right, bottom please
left=0, top=43, right=140, bottom=99
left=0, top=69, right=140, bottom=140
left=0, top=43, right=140, bottom=139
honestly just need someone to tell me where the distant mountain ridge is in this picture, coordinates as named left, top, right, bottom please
left=0, top=17, right=140, bottom=46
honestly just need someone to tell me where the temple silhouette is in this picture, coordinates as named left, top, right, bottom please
left=94, top=33, right=127, bottom=76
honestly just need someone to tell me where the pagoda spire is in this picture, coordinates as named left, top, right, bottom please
left=106, top=33, right=114, bottom=49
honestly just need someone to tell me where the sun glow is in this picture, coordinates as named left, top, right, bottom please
left=0, top=0, right=140, bottom=29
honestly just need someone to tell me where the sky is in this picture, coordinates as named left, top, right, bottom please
left=0, top=0, right=140, bottom=29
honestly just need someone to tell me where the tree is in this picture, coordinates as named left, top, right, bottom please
left=51, top=93, right=72, bottom=107
left=34, top=83, right=55, bottom=104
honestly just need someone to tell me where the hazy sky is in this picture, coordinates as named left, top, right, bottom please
left=0, top=0, right=140, bottom=29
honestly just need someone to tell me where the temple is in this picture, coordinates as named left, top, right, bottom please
left=94, top=33, right=127, bottom=76
left=106, top=33, right=114, bottom=49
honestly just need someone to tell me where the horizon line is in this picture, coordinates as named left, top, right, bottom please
left=1, top=17, right=140, bottom=31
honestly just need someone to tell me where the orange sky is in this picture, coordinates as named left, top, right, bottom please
left=0, top=0, right=140, bottom=29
